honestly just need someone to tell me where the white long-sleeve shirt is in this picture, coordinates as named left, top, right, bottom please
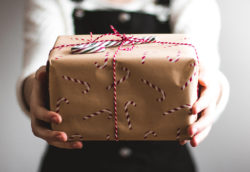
left=16, top=0, right=229, bottom=121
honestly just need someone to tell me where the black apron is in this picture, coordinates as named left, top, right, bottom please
left=40, top=1, right=196, bottom=171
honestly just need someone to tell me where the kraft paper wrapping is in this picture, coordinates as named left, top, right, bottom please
left=47, top=34, right=199, bottom=141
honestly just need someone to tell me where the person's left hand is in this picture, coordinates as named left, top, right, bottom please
left=180, top=63, right=221, bottom=147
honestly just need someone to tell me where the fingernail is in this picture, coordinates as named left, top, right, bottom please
left=180, top=141, right=184, bottom=145
left=72, top=142, right=82, bottom=149
left=191, top=127, right=197, bottom=136
left=193, top=108, right=198, bottom=115
left=56, top=134, right=64, bottom=141
left=51, top=116, right=59, bottom=123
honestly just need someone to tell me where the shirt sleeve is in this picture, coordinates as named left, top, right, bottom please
left=169, top=0, right=230, bottom=121
left=16, top=0, right=71, bottom=116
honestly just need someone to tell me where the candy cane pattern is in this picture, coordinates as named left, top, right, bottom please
left=62, top=75, right=90, bottom=94
left=176, top=128, right=181, bottom=140
left=82, top=108, right=113, bottom=120
left=144, top=130, right=157, bottom=139
left=141, top=51, right=148, bottom=64
left=124, top=101, right=137, bottom=130
left=106, top=66, right=130, bottom=90
left=55, top=97, right=69, bottom=113
left=166, top=50, right=181, bottom=63
left=141, top=55, right=146, bottom=64
left=162, top=104, right=191, bottom=116
left=68, top=134, right=84, bottom=141
left=106, top=134, right=111, bottom=140
left=140, top=78, right=166, bottom=102
left=181, top=69, right=197, bottom=90
left=94, top=52, right=109, bottom=69
left=190, top=61, right=196, bottom=67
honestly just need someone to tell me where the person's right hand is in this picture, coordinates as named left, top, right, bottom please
left=29, top=66, right=83, bottom=149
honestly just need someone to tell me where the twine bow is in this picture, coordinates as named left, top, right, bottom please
left=71, top=25, right=156, bottom=54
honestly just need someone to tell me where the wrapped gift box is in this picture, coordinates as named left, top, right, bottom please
left=47, top=33, right=199, bottom=141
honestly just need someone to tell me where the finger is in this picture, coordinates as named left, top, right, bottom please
left=192, top=85, right=212, bottom=114
left=179, top=140, right=188, bottom=145
left=35, top=66, right=47, bottom=81
left=188, top=103, right=215, bottom=136
left=33, top=106, right=62, bottom=124
left=31, top=118, right=67, bottom=142
left=190, top=125, right=212, bottom=147
left=31, top=66, right=48, bottom=109
left=48, top=141, right=83, bottom=149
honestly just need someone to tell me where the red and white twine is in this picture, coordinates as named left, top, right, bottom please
left=71, top=36, right=155, bottom=54
left=106, top=66, right=130, bottom=90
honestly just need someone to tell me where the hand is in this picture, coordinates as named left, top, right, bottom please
left=180, top=63, right=221, bottom=147
left=29, top=66, right=83, bottom=149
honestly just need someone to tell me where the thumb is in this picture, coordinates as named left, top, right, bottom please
left=35, top=66, right=47, bottom=82
left=33, top=66, right=49, bottom=106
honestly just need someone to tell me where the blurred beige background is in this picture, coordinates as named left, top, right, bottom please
left=0, top=0, right=249, bottom=171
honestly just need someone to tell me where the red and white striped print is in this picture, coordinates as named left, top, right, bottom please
left=94, top=52, right=109, bottom=69
left=55, top=97, right=69, bottom=113
left=163, top=104, right=191, bottom=116
left=144, top=130, right=157, bottom=139
left=124, top=101, right=137, bottom=130
left=176, top=128, right=181, bottom=140
left=62, top=75, right=90, bottom=94
left=82, top=108, right=113, bottom=120
left=141, top=78, right=166, bottom=102
left=106, top=66, right=130, bottom=90
left=68, top=134, right=84, bottom=141
left=181, top=70, right=197, bottom=90
left=166, top=50, right=181, bottom=63
left=106, top=134, right=111, bottom=140
left=141, top=51, right=147, bottom=64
